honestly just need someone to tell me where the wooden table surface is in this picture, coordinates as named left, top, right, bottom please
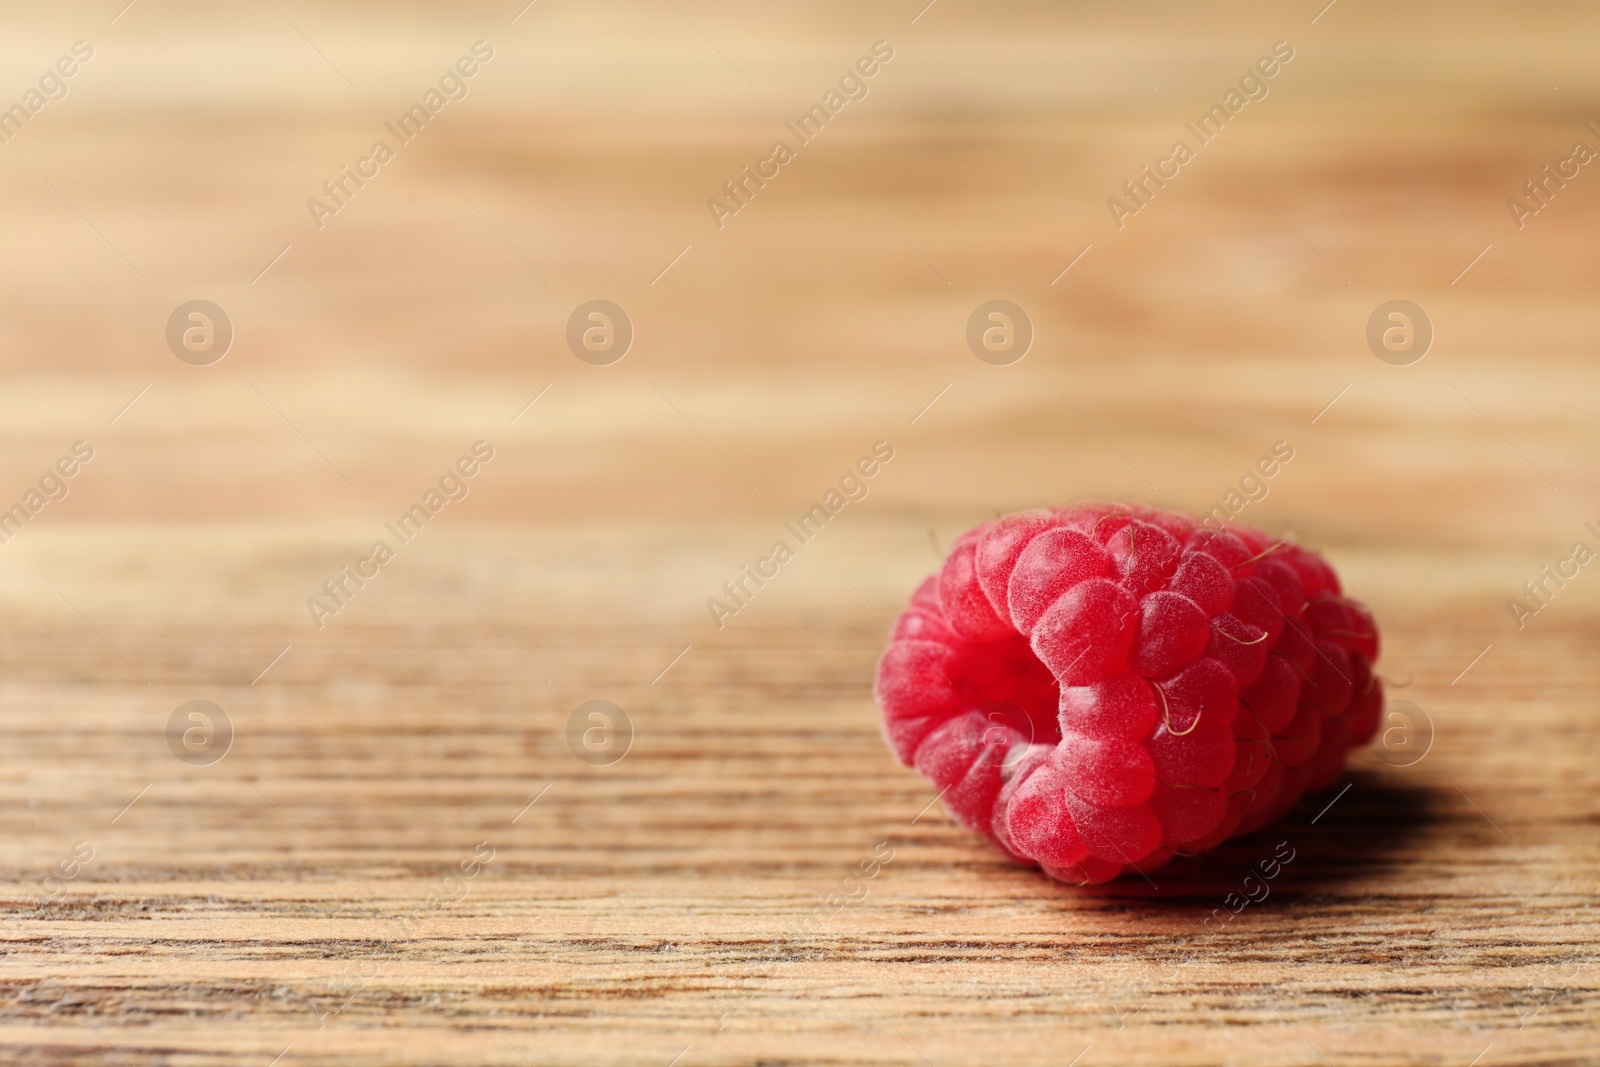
left=2, top=2, right=1597, bottom=1063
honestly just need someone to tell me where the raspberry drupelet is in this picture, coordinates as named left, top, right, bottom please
left=873, top=503, right=1382, bottom=884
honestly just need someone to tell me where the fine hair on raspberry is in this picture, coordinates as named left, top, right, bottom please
left=873, top=502, right=1382, bottom=884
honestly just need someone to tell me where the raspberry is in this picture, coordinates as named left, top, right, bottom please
left=874, top=504, right=1383, bottom=884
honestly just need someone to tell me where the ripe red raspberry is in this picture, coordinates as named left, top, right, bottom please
left=873, top=503, right=1382, bottom=884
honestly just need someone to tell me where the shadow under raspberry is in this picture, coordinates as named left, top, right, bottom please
left=1027, top=767, right=1436, bottom=900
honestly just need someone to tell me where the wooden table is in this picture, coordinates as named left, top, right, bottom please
left=1, top=1, right=1596, bottom=1063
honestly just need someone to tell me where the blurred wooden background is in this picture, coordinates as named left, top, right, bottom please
left=0, top=1, right=1596, bottom=1063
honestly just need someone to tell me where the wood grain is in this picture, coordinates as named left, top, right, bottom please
left=1, top=2, right=1598, bottom=1064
